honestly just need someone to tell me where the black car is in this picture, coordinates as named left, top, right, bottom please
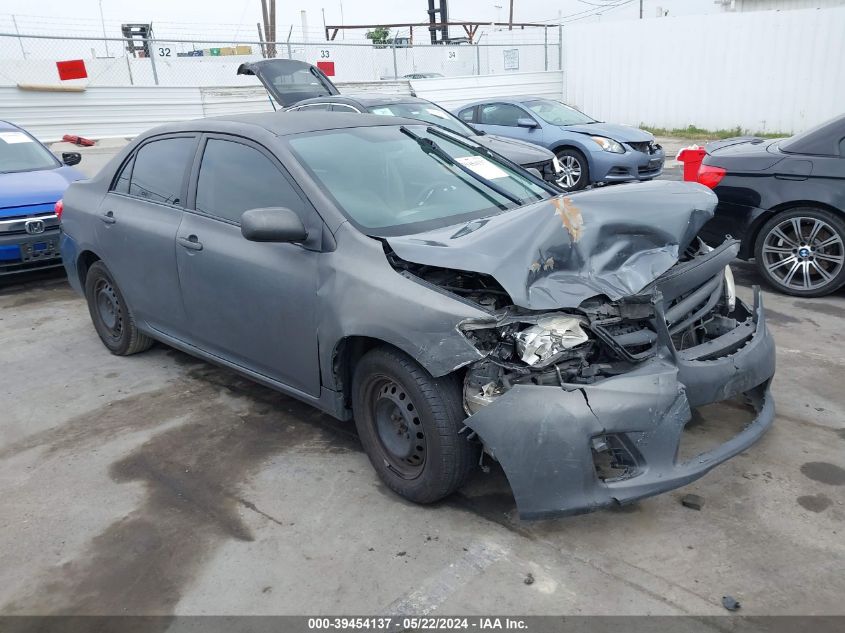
left=697, top=114, right=845, bottom=297
left=237, top=59, right=565, bottom=188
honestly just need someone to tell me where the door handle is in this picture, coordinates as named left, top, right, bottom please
left=100, top=210, right=116, bottom=224
left=177, top=235, right=203, bottom=251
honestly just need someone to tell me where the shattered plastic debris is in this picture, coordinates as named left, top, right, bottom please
left=681, top=493, right=704, bottom=510
left=553, top=196, right=584, bottom=242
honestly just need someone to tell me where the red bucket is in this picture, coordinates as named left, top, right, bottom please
left=677, top=147, right=707, bottom=181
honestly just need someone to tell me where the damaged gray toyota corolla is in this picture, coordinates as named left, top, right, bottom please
left=60, top=112, right=775, bottom=519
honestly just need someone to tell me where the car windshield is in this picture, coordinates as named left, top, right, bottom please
left=524, top=99, right=596, bottom=126
left=288, top=124, right=551, bottom=235
left=0, top=130, right=59, bottom=173
left=366, top=103, right=476, bottom=137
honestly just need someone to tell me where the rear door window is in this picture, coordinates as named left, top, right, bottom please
left=194, top=138, right=304, bottom=224
left=479, top=103, right=529, bottom=127
left=331, top=104, right=359, bottom=112
left=296, top=103, right=331, bottom=111
left=128, top=137, right=196, bottom=206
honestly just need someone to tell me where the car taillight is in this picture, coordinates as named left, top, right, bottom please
left=55, top=199, right=63, bottom=221
left=697, top=164, right=726, bottom=189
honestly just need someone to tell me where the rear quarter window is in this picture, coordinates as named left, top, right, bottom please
left=126, top=137, right=196, bottom=206
left=458, top=107, right=476, bottom=123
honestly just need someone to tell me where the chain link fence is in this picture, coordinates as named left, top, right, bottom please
left=0, top=32, right=562, bottom=88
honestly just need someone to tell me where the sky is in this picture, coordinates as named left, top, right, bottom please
left=1, top=0, right=720, bottom=40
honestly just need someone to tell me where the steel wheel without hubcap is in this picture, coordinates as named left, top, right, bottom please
left=370, top=377, right=426, bottom=478
left=84, top=261, right=154, bottom=356
left=760, top=215, right=845, bottom=293
left=94, top=278, right=123, bottom=340
left=352, top=347, right=477, bottom=504
left=557, top=155, right=582, bottom=189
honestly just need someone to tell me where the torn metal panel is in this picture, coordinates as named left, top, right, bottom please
left=462, top=289, right=775, bottom=519
left=387, top=180, right=718, bottom=310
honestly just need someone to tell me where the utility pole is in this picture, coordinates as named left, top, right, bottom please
left=639, top=0, right=643, bottom=19
left=260, top=0, right=275, bottom=56
left=257, top=22, right=266, bottom=57
left=509, top=0, right=514, bottom=30
left=11, top=15, right=26, bottom=59
left=99, top=0, right=110, bottom=56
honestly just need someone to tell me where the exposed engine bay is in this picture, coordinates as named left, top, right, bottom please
left=386, top=239, right=746, bottom=416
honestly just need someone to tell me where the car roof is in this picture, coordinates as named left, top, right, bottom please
left=459, top=96, right=548, bottom=107
left=780, top=113, right=845, bottom=156
left=146, top=111, right=422, bottom=138
left=295, top=93, right=432, bottom=108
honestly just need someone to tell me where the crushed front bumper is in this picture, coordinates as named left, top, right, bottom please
left=463, top=287, right=775, bottom=520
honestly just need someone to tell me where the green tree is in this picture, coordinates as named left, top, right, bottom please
left=365, top=26, right=391, bottom=48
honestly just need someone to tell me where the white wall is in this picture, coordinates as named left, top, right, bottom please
left=564, top=6, right=845, bottom=134
left=0, top=38, right=556, bottom=86
left=724, top=0, right=845, bottom=10
left=410, top=72, right=564, bottom=110
left=0, top=72, right=562, bottom=141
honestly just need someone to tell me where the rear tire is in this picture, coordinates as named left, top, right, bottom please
left=754, top=207, right=845, bottom=297
left=84, top=261, right=154, bottom=355
left=352, top=346, right=477, bottom=504
left=555, top=148, right=590, bottom=191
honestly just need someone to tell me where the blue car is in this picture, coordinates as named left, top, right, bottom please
left=0, top=121, right=84, bottom=275
left=455, top=97, right=665, bottom=191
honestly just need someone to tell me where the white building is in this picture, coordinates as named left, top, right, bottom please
left=715, top=0, right=845, bottom=11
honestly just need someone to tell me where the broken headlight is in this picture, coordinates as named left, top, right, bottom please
left=515, top=314, right=589, bottom=367
left=590, top=136, right=625, bottom=154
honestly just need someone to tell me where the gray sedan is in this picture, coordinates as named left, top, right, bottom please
left=60, top=112, right=775, bottom=519
left=457, top=97, right=665, bottom=191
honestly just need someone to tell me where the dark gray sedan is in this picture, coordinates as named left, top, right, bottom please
left=60, top=112, right=776, bottom=519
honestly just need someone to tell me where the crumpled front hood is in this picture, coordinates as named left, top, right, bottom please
left=566, top=122, right=653, bottom=143
left=471, top=134, right=554, bottom=165
left=386, top=180, right=717, bottom=310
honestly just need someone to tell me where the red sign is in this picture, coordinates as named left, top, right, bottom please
left=56, top=59, right=88, bottom=81
left=316, top=60, right=335, bottom=77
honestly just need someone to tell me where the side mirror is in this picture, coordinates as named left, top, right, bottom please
left=517, top=117, right=538, bottom=129
left=241, top=207, right=308, bottom=243
left=62, top=152, right=82, bottom=166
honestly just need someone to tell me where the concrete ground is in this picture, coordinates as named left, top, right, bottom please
left=0, top=139, right=842, bottom=618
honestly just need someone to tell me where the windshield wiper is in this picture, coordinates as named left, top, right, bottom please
left=400, top=126, right=523, bottom=206
left=424, top=126, right=558, bottom=197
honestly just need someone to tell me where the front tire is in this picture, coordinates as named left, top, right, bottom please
left=352, top=347, right=477, bottom=504
left=84, top=261, right=154, bottom=355
left=754, top=207, right=845, bottom=297
left=555, top=148, right=590, bottom=191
